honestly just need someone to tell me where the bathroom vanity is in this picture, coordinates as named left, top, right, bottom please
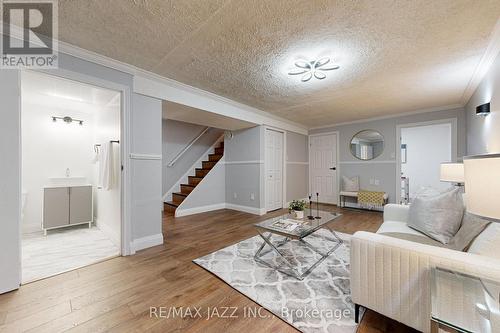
left=43, top=184, right=93, bottom=235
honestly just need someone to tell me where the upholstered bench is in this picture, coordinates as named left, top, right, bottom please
left=339, top=191, right=388, bottom=208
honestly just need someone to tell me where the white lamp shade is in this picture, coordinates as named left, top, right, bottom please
left=440, top=163, right=464, bottom=183
left=464, top=154, right=500, bottom=222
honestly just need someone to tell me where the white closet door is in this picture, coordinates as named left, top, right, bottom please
left=265, top=129, right=283, bottom=212
left=310, top=133, right=338, bottom=205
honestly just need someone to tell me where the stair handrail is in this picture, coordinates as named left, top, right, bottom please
left=167, top=127, right=211, bottom=167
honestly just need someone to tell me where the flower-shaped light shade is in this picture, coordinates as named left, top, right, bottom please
left=288, top=57, right=339, bottom=82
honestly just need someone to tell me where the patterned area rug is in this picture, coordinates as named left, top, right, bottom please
left=193, top=229, right=361, bottom=333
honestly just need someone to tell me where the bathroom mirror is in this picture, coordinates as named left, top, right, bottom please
left=350, top=130, right=384, bottom=160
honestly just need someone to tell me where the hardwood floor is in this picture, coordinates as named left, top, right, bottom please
left=0, top=205, right=418, bottom=332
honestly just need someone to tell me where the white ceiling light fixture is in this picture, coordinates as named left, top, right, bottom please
left=288, top=57, right=339, bottom=82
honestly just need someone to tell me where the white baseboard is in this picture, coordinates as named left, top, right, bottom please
left=22, top=223, right=43, bottom=234
left=175, top=203, right=226, bottom=217
left=175, top=202, right=269, bottom=217
left=131, top=233, right=164, bottom=252
left=95, top=218, right=121, bottom=248
left=225, top=203, right=266, bottom=216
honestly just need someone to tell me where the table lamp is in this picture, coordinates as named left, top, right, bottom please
left=464, top=154, right=500, bottom=332
left=463, top=154, right=500, bottom=222
left=440, top=163, right=464, bottom=186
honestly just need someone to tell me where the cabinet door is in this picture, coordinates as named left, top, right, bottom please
left=69, top=186, right=92, bottom=224
left=43, top=187, right=70, bottom=229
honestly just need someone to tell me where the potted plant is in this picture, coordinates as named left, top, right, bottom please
left=289, top=199, right=307, bottom=219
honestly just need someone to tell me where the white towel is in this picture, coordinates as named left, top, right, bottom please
left=98, top=142, right=113, bottom=190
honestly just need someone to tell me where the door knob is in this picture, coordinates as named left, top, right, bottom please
left=330, top=167, right=336, bottom=170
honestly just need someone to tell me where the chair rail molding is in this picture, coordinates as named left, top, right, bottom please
left=129, top=153, right=162, bottom=160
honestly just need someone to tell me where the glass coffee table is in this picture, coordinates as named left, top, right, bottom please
left=253, top=210, right=343, bottom=280
left=431, top=267, right=500, bottom=333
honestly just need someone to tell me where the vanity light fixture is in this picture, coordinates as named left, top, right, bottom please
left=288, top=57, right=339, bottom=82
left=52, top=116, right=84, bottom=125
left=476, top=102, right=490, bottom=116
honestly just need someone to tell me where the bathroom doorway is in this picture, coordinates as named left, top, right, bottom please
left=20, top=71, right=122, bottom=283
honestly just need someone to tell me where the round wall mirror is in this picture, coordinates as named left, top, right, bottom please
left=350, top=130, right=384, bottom=160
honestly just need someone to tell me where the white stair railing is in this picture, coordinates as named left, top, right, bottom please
left=167, top=127, right=210, bottom=167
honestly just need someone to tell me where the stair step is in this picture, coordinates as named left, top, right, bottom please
left=214, top=147, right=224, bottom=155
left=202, top=160, right=217, bottom=169
left=208, top=154, right=223, bottom=162
left=195, top=168, right=210, bottom=177
left=180, top=184, right=195, bottom=194
left=172, top=192, right=187, bottom=204
left=164, top=201, right=178, bottom=213
left=188, top=176, right=203, bottom=186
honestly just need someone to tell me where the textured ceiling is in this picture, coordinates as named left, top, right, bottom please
left=58, top=0, right=500, bottom=127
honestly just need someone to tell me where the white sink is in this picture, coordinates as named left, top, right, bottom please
left=47, top=177, right=89, bottom=187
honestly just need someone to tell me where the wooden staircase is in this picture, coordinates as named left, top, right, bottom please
left=164, top=141, right=224, bottom=214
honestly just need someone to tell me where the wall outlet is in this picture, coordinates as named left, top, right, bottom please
left=250, top=193, right=255, bottom=201
left=374, top=179, right=380, bottom=186
left=233, top=192, right=237, bottom=199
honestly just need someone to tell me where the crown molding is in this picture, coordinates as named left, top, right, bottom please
left=461, top=19, right=500, bottom=105
left=308, top=104, right=463, bottom=131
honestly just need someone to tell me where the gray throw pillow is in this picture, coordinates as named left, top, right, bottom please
left=408, top=188, right=464, bottom=244
left=446, top=213, right=491, bottom=251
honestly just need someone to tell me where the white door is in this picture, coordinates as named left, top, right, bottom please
left=310, top=133, right=338, bottom=205
left=265, top=129, right=283, bottom=212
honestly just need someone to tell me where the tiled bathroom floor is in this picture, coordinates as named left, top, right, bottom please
left=22, top=225, right=120, bottom=283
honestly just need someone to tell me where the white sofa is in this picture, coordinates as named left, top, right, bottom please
left=351, top=204, right=500, bottom=332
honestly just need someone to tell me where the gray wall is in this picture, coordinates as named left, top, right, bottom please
left=0, top=70, right=21, bottom=293
left=131, top=93, right=162, bottom=240
left=162, top=119, right=223, bottom=194
left=465, top=51, right=500, bottom=155
left=286, top=131, right=309, bottom=202
left=309, top=107, right=466, bottom=203
left=225, top=126, right=263, bottom=209
left=225, top=126, right=309, bottom=210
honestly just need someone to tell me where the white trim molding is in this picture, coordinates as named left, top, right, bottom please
left=225, top=203, right=266, bottom=216
left=129, top=153, right=162, bottom=160
left=175, top=203, right=226, bottom=217
left=339, top=160, right=397, bottom=165
left=461, top=19, right=500, bottom=105
left=131, top=233, right=164, bottom=252
left=223, top=160, right=264, bottom=165
left=286, top=161, right=309, bottom=165
left=308, top=104, right=463, bottom=131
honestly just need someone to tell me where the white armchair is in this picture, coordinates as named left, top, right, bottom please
left=350, top=204, right=500, bottom=332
